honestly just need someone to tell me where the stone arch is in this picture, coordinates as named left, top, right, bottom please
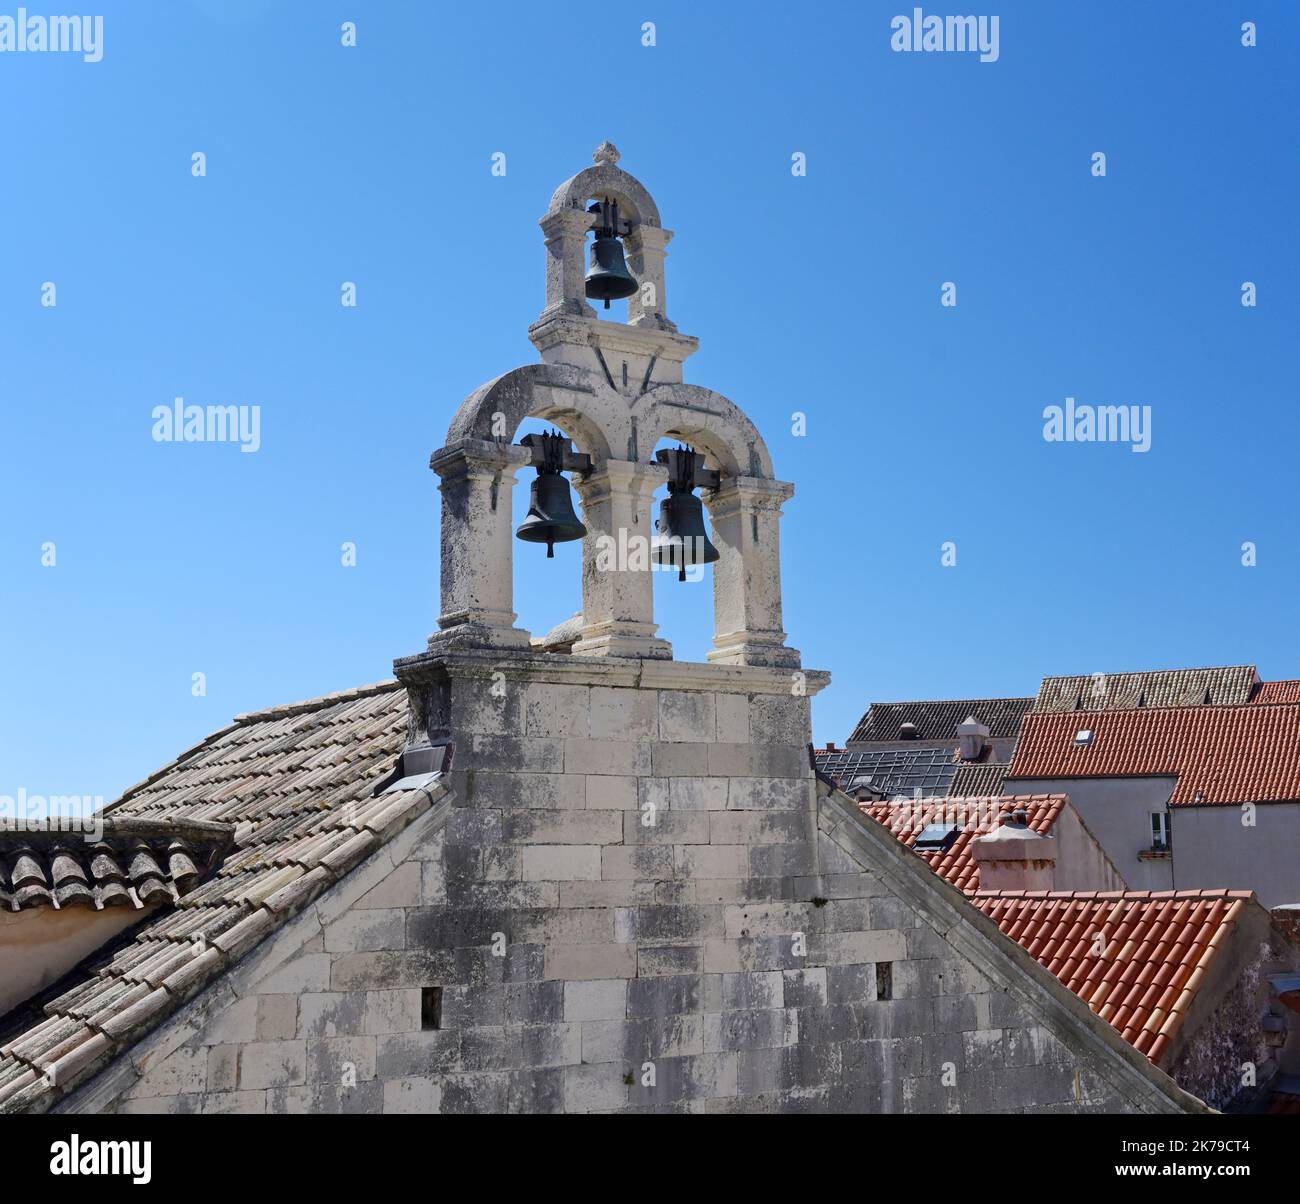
left=547, top=165, right=662, bottom=229
left=637, top=384, right=776, bottom=480
left=444, top=363, right=615, bottom=462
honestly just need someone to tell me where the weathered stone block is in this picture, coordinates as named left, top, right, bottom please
left=239, top=1040, right=306, bottom=1091
left=720, top=970, right=784, bottom=1011
left=723, top=901, right=814, bottom=939
left=781, top=967, right=828, bottom=1009
left=307, top=1035, right=376, bottom=1085
left=563, top=978, right=628, bottom=1021
left=470, top=734, right=565, bottom=773
left=709, top=811, right=807, bottom=846
left=590, top=687, right=658, bottom=742
left=504, top=809, right=623, bottom=846
left=626, top=973, right=702, bottom=1018
left=622, top=810, right=711, bottom=845
left=714, top=694, right=750, bottom=743
left=703, top=1008, right=798, bottom=1053
left=707, top=742, right=805, bottom=778
left=207, top=1045, right=239, bottom=1093
left=362, top=989, right=423, bottom=1036
left=323, top=908, right=406, bottom=954
left=330, top=950, right=453, bottom=992
left=635, top=904, right=723, bottom=943
left=374, top=1031, right=462, bottom=1078
left=668, top=777, right=729, bottom=811
left=675, top=844, right=749, bottom=880
left=727, top=777, right=808, bottom=811
left=354, top=861, right=422, bottom=909
left=521, top=845, right=602, bottom=881
left=384, top=1076, right=442, bottom=1114
left=749, top=696, right=810, bottom=745
left=638, top=945, right=703, bottom=977
left=602, top=844, right=673, bottom=881
left=658, top=692, right=716, bottom=742
left=564, top=1064, right=629, bottom=1112
left=651, top=742, right=710, bottom=778
left=584, top=774, right=637, bottom=809
left=749, top=842, right=817, bottom=877
left=525, top=683, right=590, bottom=738
left=565, top=739, right=650, bottom=777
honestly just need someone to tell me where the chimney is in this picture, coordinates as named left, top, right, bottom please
left=971, top=806, right=1056, bottom=891
left=957, top=715, right=990, bottom=761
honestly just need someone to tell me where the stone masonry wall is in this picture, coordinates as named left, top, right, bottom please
left=101, top=656, right=1189, bottom=1114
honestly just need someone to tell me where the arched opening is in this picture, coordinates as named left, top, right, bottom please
left=510, top=416, right=589, bottom=651
left=581, top=193, right=640, bottom=326
left=648, top=436, right=721, bottom=663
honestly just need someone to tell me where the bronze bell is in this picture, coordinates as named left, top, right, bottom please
left=516, top=432, right=586, bottom=558
left=651, top=446, right=720, bottom=581
left=585, top=197, right=638, bottom=309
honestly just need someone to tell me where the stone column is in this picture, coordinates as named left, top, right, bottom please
left=625, top=224, right=676, bottom=331
left=427, top=439, right=533, bottom=652
left=571, top=459, right=673, bottom=660
left=705, top=476, right=800, bottom=668
left=539, top=207, right=596, bottom=321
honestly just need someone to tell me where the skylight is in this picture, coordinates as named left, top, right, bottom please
left=1074, top=729, right=1093, bottom=746
left=914, top=822, right=961, bottom=851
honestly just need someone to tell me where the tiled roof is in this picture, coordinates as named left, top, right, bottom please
left=969, top=890, right=1251, bottom=1066
left=1007, top=702, right=1300, bottom=805
left=0, top=819, right=230, bottom=912
left=0, top=680, right=442, bottom=1115
left=847, top=698, right=1031, bottom=744
left=1033, top=666, right=1257, bottom=713
left=1254, top=680, right=1300, bottom=704
left=860, top=795, right=1066, bottom=894
left=949, top=762, right=1009, bottom=798
left=815, top=746, right=959, bottom=799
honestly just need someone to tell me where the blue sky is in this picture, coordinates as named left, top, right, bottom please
left=2, top=1, right=1297, bottom=805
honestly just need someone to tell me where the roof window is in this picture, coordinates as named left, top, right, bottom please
left=914, top=822, right=961, bottom=851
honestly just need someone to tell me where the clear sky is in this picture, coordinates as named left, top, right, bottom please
left=2, top=1, right=1297, bottom=806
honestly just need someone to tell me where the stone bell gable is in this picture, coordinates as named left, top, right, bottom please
left=2, top=146, right=1203, bottom=1116
left=431, top=142, right=795, bottom=669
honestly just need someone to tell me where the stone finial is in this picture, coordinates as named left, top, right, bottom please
left=593, top=141, right=620, bottom=166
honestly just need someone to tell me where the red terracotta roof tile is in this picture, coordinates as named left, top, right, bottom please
left=859, top=794, right=1066, bottom=894
left=969, top=890, right=1247, bottom=1065
left=1255, top=680, right=1300, bottom=704
left=1007, top=701, right=1300, bottom=805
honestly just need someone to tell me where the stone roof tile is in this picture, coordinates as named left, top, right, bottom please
left=0, top=679, right=443, bottom=1115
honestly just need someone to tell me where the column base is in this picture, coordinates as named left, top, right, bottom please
left=572, top=620, right=672, bottom=660
left=428, top=614, right=533, bottom=654
left=707, top=631, right=801, bottom=669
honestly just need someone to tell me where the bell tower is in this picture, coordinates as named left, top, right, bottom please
left=404, top=142, right=809, bottom=672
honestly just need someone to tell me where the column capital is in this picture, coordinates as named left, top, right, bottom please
left=539, top=206, right=596, bottom=239
left=706, top=476, right=795, bottom=514
left=623, top=224, right=674, bottom=252
left=430, top=439, right=531, bottom=482
left=576, top=458, right=668, bottom=503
